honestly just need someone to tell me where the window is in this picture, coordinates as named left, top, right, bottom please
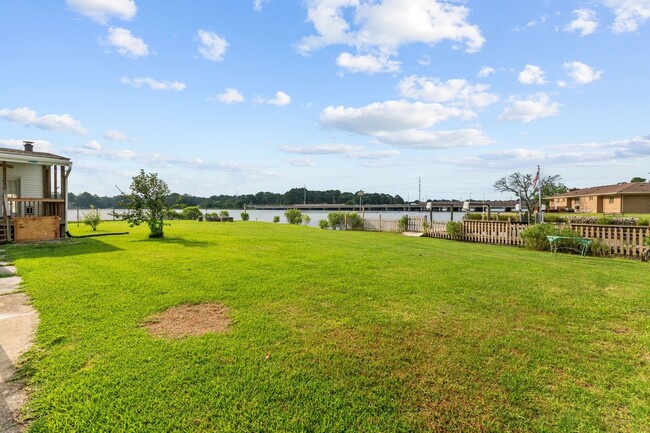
left=589, top=196, right=594, bottom=201
left=609, top=197, right=615, bottom=204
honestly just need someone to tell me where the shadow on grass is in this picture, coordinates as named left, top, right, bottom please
left=7, top=238, right=123, bottom=259
left=132, top=237, right=211, bottom=248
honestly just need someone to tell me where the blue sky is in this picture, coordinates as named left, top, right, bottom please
left=1, top=0, right=650, bottom=200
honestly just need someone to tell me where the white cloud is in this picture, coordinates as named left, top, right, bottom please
left=253, top=0, right=270, bottom=12
left=518, top=64, right=547, bottom=85
left=0, top=107, right=88, bottom=134
left=336, top=52, right=400, bottom=73
left=67, top=0, right=137, bottom=24
left=443, top=135, right=650, bottom=168
left=120, top=77, right=186, bottom=91
left=601, top=0, right=650, bottom=32
left=216, top=88, right=245, bottom=104
left=321, top=100, right=462, bottom=135
left=105, top=27, right=149, bottom=58
left=258, top=91, right=292, bottom=107
left=198, top=30, right=228, bottom=62
left=65, top=144, right=283, bottom=179
left=418, top=55, right=432, bottom=66
left=83, top=140, right=102, bottom=150
left=373, top=129, right=493, bottom=149
left=565, top=9, right=599, bottom=36
left=498, top=93, right=560, bottom=123
left=280, top=143, right=400, bottom=159
left=398, top=76, right=499, bottom=109
left=104, top=129, right=128, bottom=141
left=319, top=100, right=491, bottom=149
left=0, top=139, right=54, bottom=152
left=298, top=0, right=484, bottom=73
left=563, top=61, right=603, bottom=85
left=478, top=66, right=495, bottom=77
left=281, top=144, right=364, bottom=155
left=286, top=157, right=316, bottom=167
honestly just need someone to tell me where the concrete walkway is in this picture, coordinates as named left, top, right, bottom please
left=0, top=252, right=38, bottom=433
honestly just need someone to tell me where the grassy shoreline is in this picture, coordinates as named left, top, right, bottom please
left=8, top=221, right=650, bottom=432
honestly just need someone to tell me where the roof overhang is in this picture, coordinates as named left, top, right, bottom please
left=0, top=152, right=71, bottom=167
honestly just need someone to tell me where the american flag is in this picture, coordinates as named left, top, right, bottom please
left=532, top=166, right=540, bottom=189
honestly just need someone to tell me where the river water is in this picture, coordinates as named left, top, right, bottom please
left=70, top=208, right=467, bottom=228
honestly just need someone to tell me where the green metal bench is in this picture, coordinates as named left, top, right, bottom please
left=547, top=235, right=592, bottom=257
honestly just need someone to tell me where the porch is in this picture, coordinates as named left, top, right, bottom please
left=0, top=142, right=71, bottom=243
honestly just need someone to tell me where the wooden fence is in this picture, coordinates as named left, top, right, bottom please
left=361, top=216, right=649, bottom=258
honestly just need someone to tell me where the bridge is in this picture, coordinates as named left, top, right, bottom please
left=251, top=200, right=521, bottom=213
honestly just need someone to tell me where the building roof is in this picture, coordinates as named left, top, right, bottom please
left=0, top=147, right=71, bottom=166
left=550, top=182, right=650, bottom=199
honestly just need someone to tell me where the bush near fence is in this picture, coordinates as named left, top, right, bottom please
left=361, top=216, right=649, bottom=258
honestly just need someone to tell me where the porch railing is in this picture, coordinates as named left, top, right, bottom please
left=5, top=198, right=66, bottom=220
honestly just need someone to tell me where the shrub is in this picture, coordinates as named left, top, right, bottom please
left=219, top=210, right=230, bottom=217
left=543, top=214, right=568, bottom=223
left=327, top=212, right=345, bottom=230
left=284, top=208, right=303, bottom=224
left=82, top=206, right=102, bottom=231
left=446, top=221, right=463, bottom=240
left=597, top=216, right=614, bottom=225
left=589, top=239, right=611, bottom=257
left=302, top=214, right=311, bottom=225
left=241, top=212, right=250, bottom=221
left=636, top=218, right=649, bottom=226
left=204, top=212, right=219, bottom=222
left=181, top=206, right=202, bottom=220
left=318, top=219, right=329, bottom=229
left=398, top=215, right=409, bottom=232
left=520, top=223, right=560, bottom=251
left=273, top=215, right=280, bottom=223
left=463, top=213, right=483, bottom=221
left=163, top=210, right=182, bottom=220
left=346, top=212, right=363, bottom=230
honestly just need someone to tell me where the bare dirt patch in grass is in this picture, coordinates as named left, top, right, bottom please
left=144, top=303, right=230, bottom=338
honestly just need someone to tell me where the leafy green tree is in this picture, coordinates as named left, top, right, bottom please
left=273, top=215, right=280, bottom=223
left=181, top=206, right=202, bottom=220
left=631, top=177, right=647, bottom=182
left=82, top=205, right=102, bottom=231
left=240, top=212, right=250, bottom=221
left=284, top=208, right=303, bottom=224
left=119, top=170, right=170, bottom=238
left=302, top=214, right=311, bottom=225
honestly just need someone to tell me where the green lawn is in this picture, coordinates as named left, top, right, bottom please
left=7, top=221, right=650, bottom=432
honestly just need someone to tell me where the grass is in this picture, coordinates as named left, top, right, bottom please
left=6, top=221, right=650, bottom=432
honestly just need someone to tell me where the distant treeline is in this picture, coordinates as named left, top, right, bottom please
left=69, top=188, right=406, bottom=209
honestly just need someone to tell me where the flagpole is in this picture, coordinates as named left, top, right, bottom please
left=538, top=165, right=543, bottom=223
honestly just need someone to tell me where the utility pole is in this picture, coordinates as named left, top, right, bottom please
left=418, top=177, right=421, bottom=203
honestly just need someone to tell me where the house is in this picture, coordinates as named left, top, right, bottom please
left=549, top=182, right=650, bottom=214
left=0, top=141, right=71, bottom=242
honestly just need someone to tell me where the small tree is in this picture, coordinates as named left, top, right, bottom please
left=631, top=177, right=647, bottom=183
left=398, top=215, right=409, bottom=232
left=241, top=212, right=250, bottom=221
left=302, top=214, right=311, bottom=225
left=219, top=210, right=230, bottom=217
left=273, top=215, right=280, bottom=223
left=494, top=171, right=566, bottom=223
left=82, top=205, right=102, bottom=231
left=119, top=170, right=170, bottom=238
left=284, top=208, right=302, bottom=224
left=318, top=219, right=329, bottom=229
left=446, top=221, right=462, bottom=240
left=181, top=206, right=202, bottom=220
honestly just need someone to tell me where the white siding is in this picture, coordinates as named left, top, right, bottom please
left=6, top=163, right=43, bottom=197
